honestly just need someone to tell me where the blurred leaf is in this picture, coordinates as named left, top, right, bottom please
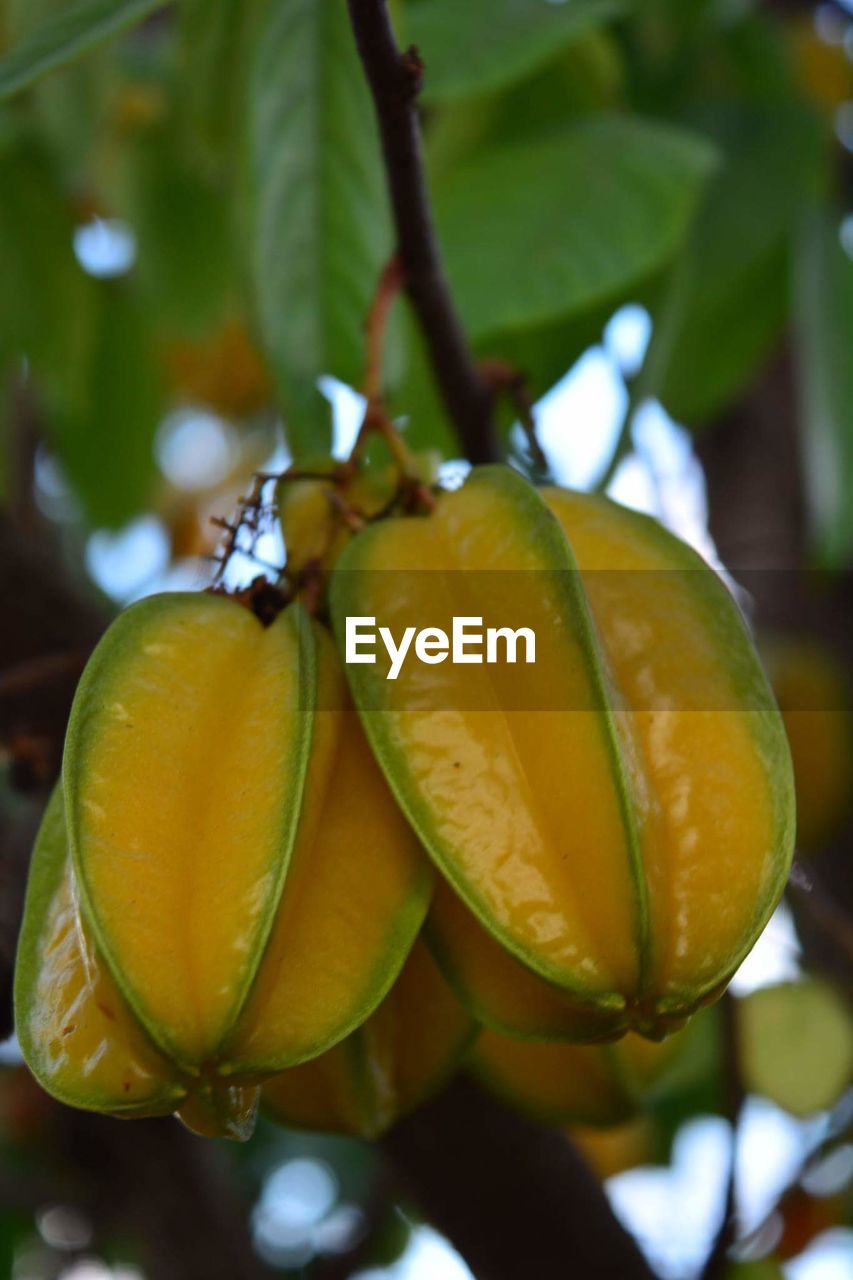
left=794, top=209, right=853, bottom=566
left=738, top=979, right=853, bottom=1117
left=389, top=305, right=458, bottom=458
left=0, top=375, right=9, bottom=506
left=246, top=0, right=391, bottom=458
left=0, top=0, right=168, bottom=101
left=0, top=137, right=91, bottom=387
left=647, top=102, right=826, bottom=426
left=362, top=1206, right=412, bottom=1269
left=407, top=0, right=628, bottom=103
left=176, top=0, right=265, bottom=169
left=426, top=28, right=626, bottom=181
left=114, top=122, right=237, bottom=337
left=647, top=1001, right=723, bottom=1164
left=622, top=3, right=795, bottom=117
left=0, top=140, right=167, bottom=528
left=433, top=115, right=716, bottom=341
left=4, top=0, right=112, bottom=181
left=719, top=10, right=801, bottom=105
left=476, top=287, right=644, bottom=407
left=52, top=279, right=167, bottom=527
left=725, top=1263, right=785, bottom=1280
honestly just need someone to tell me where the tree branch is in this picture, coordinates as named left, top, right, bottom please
left=346, top=0, right=500, bottom=465
left=700, top=994, right=745, bottom=1280
left=382, top=1077, right=657, bottom=1280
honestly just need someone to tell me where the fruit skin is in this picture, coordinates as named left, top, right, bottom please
left=262, top=939, right=477, bottom=1138
left=17, top=594, right=431, bottom=1137
left=278, top=456, right=396, bottom=580
left=15, top=786, right=186, bottom=1120
left=471, top=1023, right=685, bottom=1128
left=332, top=466, right=794, bottom=1040
left=426, top=877, right=632, bottom=1044
left=763, top=637, right=851, bottom=851
left=570, top=1116, right=654, bottom=1179
left=278, top=450, right=439, bottom=582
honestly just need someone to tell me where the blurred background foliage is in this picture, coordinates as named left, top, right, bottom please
left=0, top=2, right=851, bottom=1279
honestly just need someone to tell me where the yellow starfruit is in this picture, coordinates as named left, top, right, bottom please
left=15, top=594, right=431, bottom=1138
left=331, top=466, right=795, bottom=1040
left=471, top=1023, right=686, bottom=1127
left=763, top=636, right=851, bottom=852
left=263, top=938, right=476, bottom=1138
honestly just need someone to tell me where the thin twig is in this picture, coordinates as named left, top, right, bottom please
left=208, top=473, right=278, bottom=587
left=594, top=406, right=634, bottom=493
left=363, top=254, right=405, bottom=405
left=480, top=358, right=548, bottom=473
left=0, top=650, right=89, bottom=699
left=700, top=993, right=745, bottom=1280
left=346, top=0, right=499, bottom=465
left=789, top=862, right=853, bottom=967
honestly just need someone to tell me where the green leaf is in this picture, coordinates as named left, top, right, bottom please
left=112, top=123, right=237, bottom=338
left=0, top=0, right=169, bottom=102
left=176, top=0, right=266, bottom=169
left=474, top=294, right=627, bottom=409
left=246, top=0, right=391, bottom=458
left=794, top=209, right=853, bottom=566
left=388, top=305, right=458, bottom=459
left=407, top=0, right=628, bottom=103
left=433, top=114, right=716, bottom=341
left=52, top=280, right=167, bottom=528
left=426, top=28, right=626, bottom=181
left=726, top=1263, right=785, bottom=1280
left=0, top=371, right=10, bottom=507
left=0, top=136, right=163, bottom=525
left=738, top=979, right=853, bottom=1117
left=0, top=138, right=92, bottom=390
left=4, top=1, right=112, bottom=182
left=648, top=103, right=826, bottom=426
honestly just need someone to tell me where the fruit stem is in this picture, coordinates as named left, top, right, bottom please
left=363, top=254, right=404, bottom=407
left=345, top=0, right=500, bottom=465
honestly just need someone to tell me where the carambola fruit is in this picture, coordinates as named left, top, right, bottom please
left=471, top=1024, right=686, bottom=1127
left=15, top=594, right=431, bottom=1138
left=763, top=636, right=851, bottom=851
left=331, top=465, right=795, bottom=1041
left=263, top=938, right=477, bottom=1138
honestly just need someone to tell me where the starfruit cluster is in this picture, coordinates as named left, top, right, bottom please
left=15, top=599, right=436, bottom=1138
left=15, top=460, right=795, bottom=1140
left=331, top=468, right=795, bottom=1042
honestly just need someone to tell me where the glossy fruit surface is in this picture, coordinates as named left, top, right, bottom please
left=471, top=1023, right=684, bottom=1126
left=16, top=594, right=430, bottom=1137
left=278, top=456, right=392, bottom=580
left=332, top=466, right=794, bottom=1039
left=278, top=450, right=438, bottom=582
left=263, top=939, right=476, bottom=1137
left=763, top=637, right=851, bottom=851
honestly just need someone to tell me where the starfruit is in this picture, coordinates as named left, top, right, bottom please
left=278, top=450, right=440, bottom=581
left=471, top=1024, right=685, bottom=1127
left=15, top=594, right=431, bottom=1138
left=331, top=465, right=795, bottom=1041
left=263, top=938, right=476, bottom=1138
left=763, top=636, right=851, bottom=851
left=278, top=456, right=390, bottom=581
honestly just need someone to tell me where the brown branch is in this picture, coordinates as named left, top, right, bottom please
left=789, top=862, right=853, bottom=971
left=382, top=1077, right=658, bottom=1280
left=480, top=358, right=548, bottom=473
left=346, top=0, right=500, bottom=465
left=700, top=994, right=745, bottom=1280
left=363, top=255, right=405, bottom=406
